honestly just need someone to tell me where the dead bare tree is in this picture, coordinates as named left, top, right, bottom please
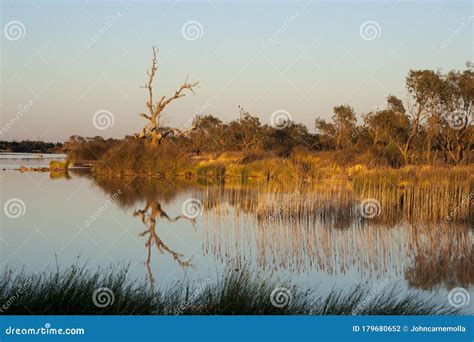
left=137, top=46, right=199, bottom=147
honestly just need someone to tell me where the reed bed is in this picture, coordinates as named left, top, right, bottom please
left=199, top=166, right=473, bottom=227
left=0, top=264, right=463, bottom=315
left=199, top=179, right=472, bottom=286
left=202, top=207, right=472, bottom=286
left=352, top=166, right=473, bottom=224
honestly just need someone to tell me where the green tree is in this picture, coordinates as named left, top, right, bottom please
left=438, top=66, right=474, bottom=164
left=332, top=105, right=357, bottom=149
left=364, top=96, right=410, bottom=164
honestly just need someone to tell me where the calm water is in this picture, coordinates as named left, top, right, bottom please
left=1, top=154, right=472, bottom=313
left=0, top=153, right=67, bottom=170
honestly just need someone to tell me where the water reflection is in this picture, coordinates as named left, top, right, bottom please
left=85, top=173, right=473, bottom=292
left=133, top=199, right=196, bottom=287
left=405, top=226, right=473, bottom=290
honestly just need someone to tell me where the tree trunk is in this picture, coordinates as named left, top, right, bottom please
left=150, top=133, right=159, bottom=147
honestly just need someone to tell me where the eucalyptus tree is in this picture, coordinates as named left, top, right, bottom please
left=439, top=66, right=473, bottom=164
left=137, top=47, right=199, bottom=147
left=364, top=95, right=410, bottom=164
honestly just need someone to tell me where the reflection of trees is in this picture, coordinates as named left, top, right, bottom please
left=89, top=175, right=195, bottom=209
left=134, top=199, right=196, bottom=287
left=405, top=226, right=474, bottom=289
left=406, top=252, right=474, bottom=290
left=83, top=172, right=473, bottom=290
left=75, top=173, right=199, bottom=287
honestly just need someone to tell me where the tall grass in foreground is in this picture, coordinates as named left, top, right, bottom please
left=0, top=265, right=463, bottom=315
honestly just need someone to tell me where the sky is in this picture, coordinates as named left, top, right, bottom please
left=0, top=0, right=472, bottom=142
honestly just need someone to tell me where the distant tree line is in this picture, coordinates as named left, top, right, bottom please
left=0, top=140, right=63, bottom=153
left=64, top=64, right=472, bottom=168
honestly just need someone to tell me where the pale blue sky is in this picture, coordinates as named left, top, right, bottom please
left=1, top=0, right=472, bottom=141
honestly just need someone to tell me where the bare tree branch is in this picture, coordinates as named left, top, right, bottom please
left=137, top=47, right=199, bottom=147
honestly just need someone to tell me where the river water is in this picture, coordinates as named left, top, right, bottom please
left=0, top=153, right=472, bottom=313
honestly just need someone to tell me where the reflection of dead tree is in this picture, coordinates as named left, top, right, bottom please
left=137, top=46, right=199, bottom=147
left=133, top=199, right=196, bottom=287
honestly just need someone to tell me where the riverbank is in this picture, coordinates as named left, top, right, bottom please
left=5, top=151, right=472, bottom=225
left=86, top=147, right=474, bottom=183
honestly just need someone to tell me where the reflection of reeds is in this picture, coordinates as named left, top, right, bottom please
left=201, top=167, right=473, bottom=228
left=0, top=265, right=463, bottom=315
left=202, top=182, right=473, bottom=288
left=83, top=167, right=473, bottom=290
left=352, top=167, right=473, bottom=224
